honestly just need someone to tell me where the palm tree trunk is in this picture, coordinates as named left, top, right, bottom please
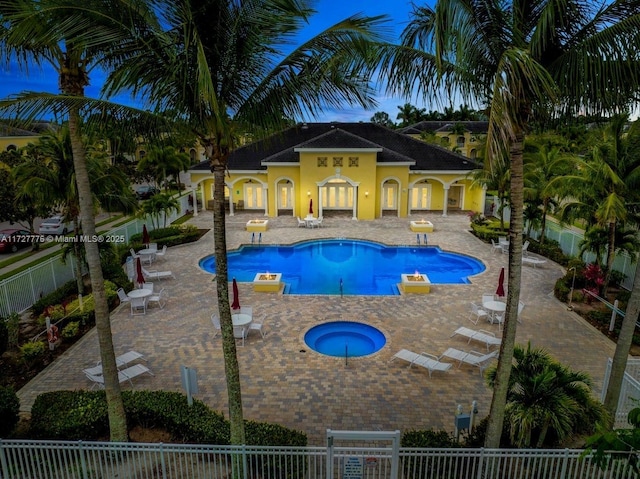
left=65, top=80, right=127, bottom=440
left=540, top=199, right=548, bottom=244
left=603, top=221, right=616, bottom=295
left=484, top=133, right=525, bottom=448
left=72, top=240, right=85, bottom=295
left=211, top=154, right=246, bottom=445
left=603, top=258, right=640, bottom=425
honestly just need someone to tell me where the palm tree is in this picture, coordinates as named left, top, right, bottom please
left=138, top=145, right=190, bottom=192
left=0, top=0, right=151, bottom=440
left=560, top=117, right=640, bottom=293
left=469, top=158, right=510, bottom=230
left=48, top=0, right=387, bottom=445
left=486, top=343, right=607, bottom=448
left=523, top=146, right=577, bottom=244
left=139, top=193, right=178, bottom=229
left=383, top=0, right=640, bottom=445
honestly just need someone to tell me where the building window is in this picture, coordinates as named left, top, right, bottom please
left=457, top=136, right=466, bottom=148
left=317, top=157, right=328, bottom=167
left=348, top=157, right=359, bottom=167
left=470, top=149, right=477, bottom=159
left=333, top=157, right=343, bottom=167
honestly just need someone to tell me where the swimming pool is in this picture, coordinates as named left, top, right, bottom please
left=198, top=239, right=485, bottom=296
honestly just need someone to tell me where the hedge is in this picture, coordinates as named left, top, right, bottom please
left=31, top=280, right=78, bottom=317
left=0, top=386, right=20, bottom=437
left=30, top=390, right=307, bottom=447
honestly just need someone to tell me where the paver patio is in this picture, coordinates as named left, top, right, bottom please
left=17, top=212, right=617, bottom=445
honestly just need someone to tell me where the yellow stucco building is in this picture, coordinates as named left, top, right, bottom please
left=188, top=122, right=486, bottom=220
left=399, top=121, right=488, bottom=160
left=0, top=122, right=54, bottom=152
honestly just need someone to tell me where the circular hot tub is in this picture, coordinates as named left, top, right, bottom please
left=304, top=321, right=386, bottom=357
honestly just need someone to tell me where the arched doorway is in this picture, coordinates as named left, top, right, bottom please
left=381, top=179, right=400, bottom=217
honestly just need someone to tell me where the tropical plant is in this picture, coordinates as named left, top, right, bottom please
left=31, top=0, right=389, bottom=446
left=523, top=146, right=577, bottom=244
left=139, top=193, right=179, bottom=229
left=469, top=158, right=510, bottom=230
left=396, top=103, right=426, bottom=127
left=0, top=0, right=142, bottom=440
left=382, top=0, right=640, bottom=446
left=560, top=116, right=640, bottom=294
left=370, top=111, right=395, bottom=128
left=486, top=343, right=607, bottom=448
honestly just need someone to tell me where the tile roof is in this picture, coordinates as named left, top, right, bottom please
left=0, top=121, right=57, bottom=137
left=190, top=122, right=479, bottom=172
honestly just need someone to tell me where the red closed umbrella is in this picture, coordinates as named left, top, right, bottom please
left=496, top=267, right=505, bottom=298
left=309, top=198, right=313, bottom=215
left=142, top=224, right=150, bottom=245
left=136, top=257, right=145, bottom=287
left=231, top=278, right=240, bottom=310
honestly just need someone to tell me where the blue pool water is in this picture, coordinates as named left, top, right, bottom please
left=198, top=239, right=485, bottom=295
left=304, top=322, right=386, bottom=357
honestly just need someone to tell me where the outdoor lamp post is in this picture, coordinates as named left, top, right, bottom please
left=567, top=267, right=577, bottom=310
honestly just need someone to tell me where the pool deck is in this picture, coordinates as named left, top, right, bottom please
left=17, top=212, right=617, bottom=445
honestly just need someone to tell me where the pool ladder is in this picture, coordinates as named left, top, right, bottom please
left=416, top=233, right=428, bottom=245
left=251, top=232, right=262, bottom=245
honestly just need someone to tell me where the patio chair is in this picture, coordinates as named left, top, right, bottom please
left=297, top=217, right=306, bottom=228
left=236, top=200, right=244, bottom=211
left=240, top=306, right=253, bottom=318
left=314, top=217, right=323, bottom=228
left=141, top=282, right=154, bottom=293
left=234, top=325, right=250, bottom=346
left=490, top=239, right=502, bottom=254
left=439, top=348, right=498, bottom=376
left=517, top=300, right=525, bottom=323
left=129, top=248, right=140, bottom=259
left=522, top=240, right=530, bottom=256
left=130, top=296, right=147, bottom=316
left=482, top=294, right=495, bottom=305
left=211, top=313, right=221, bottom=338
left=155, top=245, right=168, bottom=260
left=85, top=363, right=153, bottom=389
left=117, top=288, right=130, bottom=306
left=390, top=349, right=452, bottom=377
left=147, top=288, right=167, bottom=309
left=148, top=243, right=158, bottom=252
left=249, top=316, right=266, bottom=339
left=142, top=266, right=176, bottom=280
left=451, top=327, right=501, bottom=350
left=469, top=302, right=488, bottom=325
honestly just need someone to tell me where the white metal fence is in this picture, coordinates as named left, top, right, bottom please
left=0, top=192, right=191, bottom=317
left=0, top=440, right=637, bottom=479
left=602, top=358, right=640, bottom=429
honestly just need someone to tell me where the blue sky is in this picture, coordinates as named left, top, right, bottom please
left=0, top=0, right=438, bottom=123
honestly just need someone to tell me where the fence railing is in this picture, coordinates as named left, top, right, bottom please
left=0, top=440, right=637, bottom=479
left=0, top=192, right=191, bottom=317
left=602, top=358, right=640, bottom=429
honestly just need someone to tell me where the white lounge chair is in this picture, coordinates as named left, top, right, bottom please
left=85, top=363, right=153, bottom=389
left=82, top=350, right=145, bottom=376
left=142, top=266, right=176, bottom=280
left=522, top=256, right=546, bottom=267
left=390, top=349, right=452, bottom=377
left=451, top=327, right=501, bottom=350
left=440, top=348, right=498, bottom=376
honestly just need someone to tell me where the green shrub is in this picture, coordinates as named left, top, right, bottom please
left=0, top=318, right=8, bottom=355
left=587, top=310, right=611, bottom=327
left=0, top=386, right=20, bottom=437
left=31, top=280, right=78, bottom=317
left=61, top=321, right=80, bottom=339
left=20, top=341, right=46, bottom=365
left=29, top=390, right=307, bottom=451
left=5, top=312, right=20, bottom=350
left=401, top=429, right=459, bottom=478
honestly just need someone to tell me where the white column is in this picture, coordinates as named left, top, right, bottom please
left=263, top=187, right=268, bottom=216
left=407, top=187, right=412, bottom=216
left=191, top=187, right=198, bottom=216
left=481, top=184, right=487, bottom=215
left=200, top=187, right=206, bottom=214
left=318, top=187, right=323, bottom=218
left=229, top=186, right=235, bottom=216
left=352, top=185, right=357, bottom=220
left=442, top=186, right=449, bottom=217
